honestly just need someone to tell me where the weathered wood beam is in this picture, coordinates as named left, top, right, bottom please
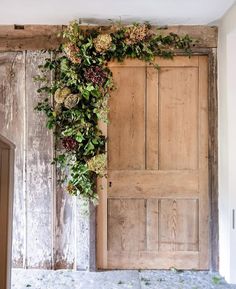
left=0, top=25, right=218, bottom=51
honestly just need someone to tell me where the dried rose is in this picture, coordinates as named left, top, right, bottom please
left=94, top=34, right=112, bottom=53
left=84, top=66, right=107, bottom=86
left=54, top=87, right=71, bottom=104
left=64, top=43, right=81, bottom=64
left=64, top=93, right=80, bottom=109
left=62, top=136, right=78, bottom=151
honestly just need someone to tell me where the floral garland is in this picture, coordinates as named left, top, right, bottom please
left=35, top=21, right=193, bottom=204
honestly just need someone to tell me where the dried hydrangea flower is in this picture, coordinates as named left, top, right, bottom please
left=94, top=34, right=112, bottom=53
left=54, top=87, right=71, bottom=104
left=84, top=66, right=107, bottom=86
left=87, top=153, right=107, bottom=177
left=64, top=43, right=81, bottom=64
left=64, top=93, right=80, bottom=109
left=66, top=182, right=77, bottom=195
left=94, top=96, right=109, bottom=122
left=124, top=24, right=149, bottom=45
left=54, top=103, right=62, bottom=115
left=62, top=136, right=78, bottom=151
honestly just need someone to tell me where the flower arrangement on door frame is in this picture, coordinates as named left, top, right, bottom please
left=35, top=20, right=193, bottom=204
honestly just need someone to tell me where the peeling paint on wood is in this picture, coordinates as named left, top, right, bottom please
left=0, top=51, right=92, bottom=270
left=54, top=180, right=75, bottom=269
left=25, top=51, right=54, bottom=268
left=0, top=52, right=25, bottom=267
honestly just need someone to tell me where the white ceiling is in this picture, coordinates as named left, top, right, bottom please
left=0, top=0, right=236, bottom=25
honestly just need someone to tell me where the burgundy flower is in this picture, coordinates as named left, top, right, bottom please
left=62, top=137, right=78, bottom=151
left=84, top=66, right=107, bottom=86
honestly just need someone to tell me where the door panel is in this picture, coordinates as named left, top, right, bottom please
left=108, top=66, right=146, bottom=170
left=158, top=67, right=199, bottom=170
left=97, top=56, right=209, bottom=270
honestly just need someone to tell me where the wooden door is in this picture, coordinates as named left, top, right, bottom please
left=97, top=56, right=209, bottom=270
left=0, top=139, right=12, bottom=289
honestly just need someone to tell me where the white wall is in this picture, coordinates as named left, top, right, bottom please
left=218, top=2, right=236, bottom=284
left=0, top=0, right=235, bottom=25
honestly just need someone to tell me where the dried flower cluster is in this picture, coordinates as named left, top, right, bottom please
left=66, top=182, right=76, bottom=195
left=94, top=34, right=112, bottom=53
left=124, top=24, right=150, bottom=45
left=64, top=43, right=81, bottom=64
left=54, top=87, right=71, bottom=103
left=84, top=66, right=107, bottom=86
left=62, top=136, right=78, bottom=151
left=87, top=153, right=106, bottom=177
left=35, top=20, right=192, bottom=202
left=64, top=93, right=80, bottom=109
left=54, top=87, right=80, bottom=110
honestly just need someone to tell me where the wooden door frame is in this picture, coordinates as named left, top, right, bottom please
left=0, top=24, right=218, bottom=271
left=0, top=134, right=15, bottom=289
left=96, top=48, right=219, bottom=271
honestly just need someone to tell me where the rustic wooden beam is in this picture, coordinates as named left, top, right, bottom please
left=0, top=25, right=218, bottom=51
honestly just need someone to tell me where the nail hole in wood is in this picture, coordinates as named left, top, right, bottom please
left=14, top=25, right=25, bottom=30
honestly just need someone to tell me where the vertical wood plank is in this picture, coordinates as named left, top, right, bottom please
left=108, top=66, right=146, bottom=170
left=208, top=49, right=219, bottom=271
left=198, top=56, right=209, bottom=268
left=75, top=198, right=89, bottom=269
left=25, top=51, right=53, bottom=268
left=146, top=199, right=159, bottom=250
left=146, top=68, right=159, bottom=170
left=158, top=66, right=199, bottom=170
left=96, top=120, right=108, bottom=269
left=54, top=178, right=75, bottom=269
left=0, top=52, right=25, bottom=267
left=0, top=146, right=10, bottom=289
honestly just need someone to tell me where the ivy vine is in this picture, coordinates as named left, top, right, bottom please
left=35, top=21, right=193, bottom=204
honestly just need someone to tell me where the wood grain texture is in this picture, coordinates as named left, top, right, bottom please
left=158, top=66, right=199, bottom=170
left=0, top=144, right=10, bottom=289
left=0, top=52, right=25, bottom=267
left=198, top=56, right=209, bottom=269
left=208, top=48, right=219, bottom=271
left=108, top=199, right=146, bottom=251
left=108, top=170, right=199, bottom=198
left=25, top=51, right=54, bottom=268
left=107, top=251, right=200, bottom=269
left=96, top=121, right=108, bottom=269
left=0, top=25, right=218, bottom=51
left=98, top=56, right=210, bottom=270
left=108, top=66, right=146, bottom=170
left=0, top=51, right=93, bottom=270
left=54, top=182, right=75, bottom=269
left=159, top=199, right=199, bottom=251
left=146, top=68, right=159, bottom=170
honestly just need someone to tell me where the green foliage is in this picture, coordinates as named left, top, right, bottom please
left=35, top=20, right=193, bottom=203
left=212, top=276, right=222, bottom=285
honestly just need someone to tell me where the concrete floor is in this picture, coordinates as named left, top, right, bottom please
left=11, top=269, right=236, bottom=289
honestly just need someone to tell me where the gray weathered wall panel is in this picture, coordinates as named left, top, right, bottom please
left=0, top=51, right=91, bottom=270
left=25, top=51, right=54, bottom=268
left=0, top=52, right=26, bottom=267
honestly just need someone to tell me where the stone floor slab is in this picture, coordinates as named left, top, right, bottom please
left=139, top=270, right=236, bottom=289
left=11, top=269, right=236, bottom=289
